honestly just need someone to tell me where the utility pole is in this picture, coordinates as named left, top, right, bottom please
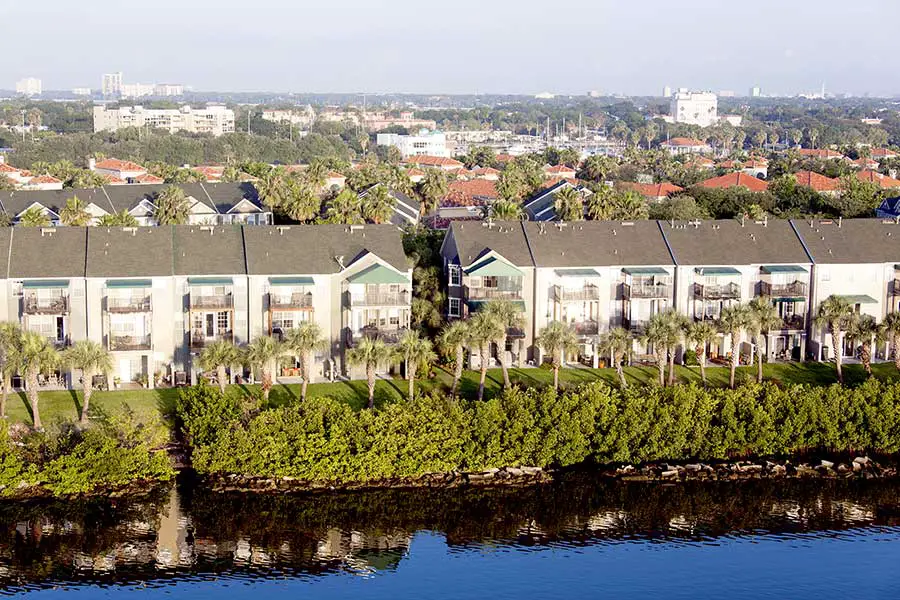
left=21, top=110, right=26, bottom=143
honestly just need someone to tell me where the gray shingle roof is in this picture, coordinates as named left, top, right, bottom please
left=173, top=225, right=246, bottom=276
left=86, top=227, right=174, bottom=277
left=791, top=218, right=900, bottom=264
left=9, top=227, right=87, bottom=278
left=524, top=220, right=675, bottom=267
left=661, top=219, right=812, bottom=266
left=0, top=188, right=114, bottom=218
left=202, top=182, right=262, bottom=213
left=243, top=224, right=408, bottom=275
left=447, top=221, right=534, bottom=268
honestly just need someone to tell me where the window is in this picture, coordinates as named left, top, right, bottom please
left=449, top=297, right=460, bottom=317
left=217, top=311, right=230, bottom=333
left=448, top=265, right=461, bottom=287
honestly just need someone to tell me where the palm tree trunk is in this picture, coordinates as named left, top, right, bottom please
left=553, top=364, right=559, bottom=390
left=699, top=349, right=708, bottom=386
left=499, top=335, right=511, bottom=388
left=80, top=370, right=93, bottom=424
left=730, top=331, right=740, bottom=389
left=301, top=351, right=311, bottom=402
left=261, top=369, right=272, bottom=404
left=478, top=343, right=488, bottom=401
left=367, top=363, right=375, bottom=409
left=667, top=347, right=676, bottom=387
left=27, top=369, right=40, bottom=430
left=756, top=336, right=765, bottom=383
left=893, top=333, right=900, bottom=371
left=832, top=331, right=843, bottom=383
left=861, top=342, right=872, bottom=375
left=0, top=374, right=9, bottom=418
left=407, top=360, right=416, bottom=401
left=615, top=351, right=627, bottom=388
left=656, top=352, right=665, bottom=386
left=217, top=364, right=227, bottom=394
left=451, top=347, right=464, bottom=396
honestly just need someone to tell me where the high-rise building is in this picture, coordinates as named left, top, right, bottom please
left=93, top=104, right=236, bottom=136
left=15, top=78, right=42, bottom=96
left=662, top=86, right=672, bottom=98
left=670, top=89, right=718, bottom=127
left=750, top=86, right=761, bottom=97
left=154, top=83, right=184, bottom=97
left=102, top=72, right=123, bottom=96
left=120, top=83, right=155, bottom=99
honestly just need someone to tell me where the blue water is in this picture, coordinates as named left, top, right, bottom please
left=6, top=477, right=900, bottom=598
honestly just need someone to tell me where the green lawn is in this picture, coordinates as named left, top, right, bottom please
left=7, top=361, right=899, bottom=427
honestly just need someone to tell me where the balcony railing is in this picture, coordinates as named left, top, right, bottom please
left=465, top=287, right=523, bottom=301
left=694, top=282, right=741, bottom=300
left=779, top=314, right=806, bottom=331
left=572, top=321, right=599, bottom=335
left=107, top=296, right=151, bottom=313
left=190, top=330, right=233, bottom=349
left=892, top=279, right=900, bottom=297
left=555, top=285, right=600, bottom=302
left=351, top=291, right=410, bottom=307
left=757, top=281, right=808, bottom=299
left=109, top=334, right=152, bottom=351
left=623, top=318, right=648, bottom=334
left=23, top=296, right=69, bottom=315
left=190, top=294, right=234, bottom=310
left=270, top=292, right=314, bottom=310
left=623, top=282, right=673, bottom=300
left=349, top=326, right=407, bottom=346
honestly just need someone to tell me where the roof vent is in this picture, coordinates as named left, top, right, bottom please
left=335, top=255, right=345, bottom=270
left=123, top=227, right=137, bottom=235
left=276, top=226, right=290, bottom=235
left=40, top=228, right=56, bottom=236
left=621, top=221, right=634, bottom=226
left=200, top=225, right=215, bottom=234
left=349, top=225, right=364, bottom=234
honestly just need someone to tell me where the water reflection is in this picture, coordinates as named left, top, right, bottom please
left=1, top=474, right=900, bottom=593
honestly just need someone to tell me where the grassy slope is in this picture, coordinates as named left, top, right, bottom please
left=7, top=361, right=899, bottom=427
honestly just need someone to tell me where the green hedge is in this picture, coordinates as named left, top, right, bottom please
left=185, top=379, right=900, bottom=482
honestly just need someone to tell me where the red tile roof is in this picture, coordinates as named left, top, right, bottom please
left=792, top=170, right=841, bottom=192
left=0, top=163, right=20, bottom=174
left=495, top=154, right=515, bottom=163
left=403, top=155, right=464, bottom=169
left=545, top=164, right=577, bottom=175
left=441, top=179, right=498, bottom=207
left=326, top=171, right=346, bottom=180
left=406, top=168, right=426, bottom=177
left=133, top=173, right=165, bottom=184
left=618, top=181, right=684, bottom=198
left=663, top=137, right=707, bottom=147
left=856, top=170, right=900, bottom=189
left=192, top=165, right=225, bottom=181
left=686, top=156, right=715, bottom=168
left=697, top=172, right=768, bottom=191
left=798, top=148, right=845, bottom=160
left=719, top=158, right=769, bottom=169
left=28, top=175, right=62, bottom=184
left=853, top=157, right=879, bottom=169
left=473, top=167, right=501, bottom=176
left=871, top=148, right=898, bottom=159
left=94, top=158, right=147, bottom=172
left=100, top=173, right=128, bottom=185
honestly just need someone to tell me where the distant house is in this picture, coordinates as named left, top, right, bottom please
left=792, top=170, right=841, bottom=195
left=857, top=170, right=900, bottom=190
left=324, top=171, right=347, bottom=191
left=472, top=167, right=501, bottom=181
left=90, top=158, right=149, bottom=183
left=797, top=148, right=847, bottom=161
left=358, top=184, right=420, bottom=227
left=852, top=157, right=880, bottom=170
left=544, top=164, right=577, bottom=179
left=697, top=172, right=768, bottom=192
left=660, top=137, right=711, bottom=155
left=192, top=165, right=225, bottom=182
left=523, top=180, right=592, bottom=221
left=20, top=174, right=64, bottom=191
left=406, top=168, right=426, bottom=184
left=719, top=158, right=769, bottom=179
left=871, top=148, right=898, bottom=161
left=438, top=179, right=499, bottom=220
left=402, top=155, right=464, bottom=171
left=685, top=156, right=715, bottom=169
left=617, top=181, right=684, bottom=202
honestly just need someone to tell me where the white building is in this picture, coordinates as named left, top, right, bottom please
left=671, top=89, right=718, bottom=127
left=662, top=85, right=672, bottom=98
left=93, top=105, right=236, bottom=137
left=121, top=83, right=156, bottom=99
left=15, top=78, right=42, bottom=96
left=750, top=86, right=761, bottom=98
left=154, top=84, right=184, bottom=97
left=376, top=129, right=450, bottom=158
left=72, top=87, right=92, bottom=96
left=102, top=72, right=123, bottom=96
left=261, top=107, right=316, bottom=127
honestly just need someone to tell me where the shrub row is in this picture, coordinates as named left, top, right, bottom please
left=184, top=378, right=900, bottom=482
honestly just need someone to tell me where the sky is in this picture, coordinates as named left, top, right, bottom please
left=2, top=0, right=898, bottom=96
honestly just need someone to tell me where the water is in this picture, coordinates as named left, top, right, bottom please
left=3, top=474, right=900, bottom=598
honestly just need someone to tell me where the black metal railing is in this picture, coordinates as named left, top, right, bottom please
left=23, top=296, right=69, bottom=314
left=109, top=334, right=152, bottom=351
left=757, top=281, right=808, bottom=299
left=190, top=330, right=233, bottom=348
left=556, top=285, right=601, bottom=302
left=107, top=296, right=151, bottom=313
left=190, top=294, right=234, bottom=310
left=269, top=292, right=314, bottom=310
left=694, top=282, right=741, bottom=300
left=623, top=282, right=672, bottom=300
left=464, top=287, right=523, bottom=301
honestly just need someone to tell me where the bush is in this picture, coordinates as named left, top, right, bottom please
left=175, top=383, right=242, bottom=447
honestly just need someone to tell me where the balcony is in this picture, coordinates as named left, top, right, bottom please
left=572, top=321, right=599, bottom=336
left=779, top=314, right=806, bottom=331
left=694, top=282, right=741, bottom=300
left=892, top=279, right=900, bottom=297
left=348, top=326, right=407, bottom=346
left=623, top=282, right=672, bottom=300
left=555, top=285, right=600, bottom=302
left=350, top=291, right=410, bottom=307
left=190, top=330, right=234, bottom=349
left=107, top=296, right=151, bottom=313
left=623, top=318, right=648, bottom=334
left=465, top=287, right=523, bottom=301
left=269, top=292, right=314, bottom=310
left=190, top=293, right=234, bottom=310
left=109, top=334, right=152, bottom=352
left=24, top=296, right=69, bottom=315
left=757, top=281, right=808, bottom=299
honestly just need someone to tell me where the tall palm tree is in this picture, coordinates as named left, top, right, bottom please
left=553, top=186, right=583, bottom=221
left=488, top=199, right=524, bottom=220
left=684, top=320, right=718, bottom=386
left=347, top=337, right=394, bottom=409
left=537, top=321, right=579, bottom=390
left=60, top=196, right=92, bottom=226
left=748, top=297, right=784, bottom=383
left=659, top=309, right=689, bottom=387
left=848, top=314, right=884, bottom=376
left=438, top=320, right=470, bottom=396
left=418, top=169, right=448, bottom=213
left=62, top=340, right=113, bottom=424
left=97, top=210, right=139, bottom=227
left=282, top=181, right=321, bottom=222
left=482, top=300, right=525, bottom=389
left=814, top=295, right=856, bottom=383
left=198, top=339, right=240, bottom=394
left=598, top=327, right=631, bottom=388
left=467, top=311, right=504, bottom=401
left=361, top=185, right=394, bottom=224
left=718, top=304, right=751, bottom=389
left=283, top=322, right=328, bottom=402
left=243, top=335, right=283, bottom=404
left=18, top=331, right=59, bottom=430
left=0, top=323, right=21, bottom=418
left=641, top=314, right=669, bottom=387
left=883, top=312, right=900, bottom=372
left=18, top=207, right=50, bottom=227
left=153, top=185, right=191, bottom=225
left=396, top=330, right=436, bottom=401
left=323, top=189, right=364, bottom=224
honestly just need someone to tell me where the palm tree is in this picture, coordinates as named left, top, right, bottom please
left=418, top=169, right=448, bottom=213
left=537, top=321, right=579, bottom=390
left=482, top=300, right=525, bottom=389
left=97, top=210, right=139, bottom=227
left=438, top=321, right=470, bottom=397
left=661, top=310, right=689, bottom=386
left=283, top=322, right=328, bottom=402
left=641, top=314, right=669, bottom=386
left=848, top=314, right=884, bottom=376
left=18, top=331, right=59, bottom=430
left=396, top=330, right=436, bottom=401
left=884, top=312, right=900, bottom=372
left=553, top=186, right=583, bottom=221
left=467, top=311, right=504, bottom=401
left=323, top=189, right=364, bottom=224
left=282, top=181, right=321, bottom=222
left=18, top=206, right=50, bottom=227
left=153, top=185, right=191, bottom=225
left=198, top=339, right=240, bottom=394
left=748, top=297, right=784, bottom=383
left=243, top=335, right=283, bottom=404
left=0, top=323, right=21, bottom=418
left=62, top=340, right=113, bottom=424
left=718, top=304, right=751, bottom=389
left=488, top=199, right=524, bottom=220
left=598, top=327, right=631, bottom=388
left=684, top=320, right=718, bottom=386
left=256, top=168, right=289, bottom=209
left=347, top=337, right=394, bottom=408
left=361, top=185, right=394, bottom=224
left=814, top=295, right=856, bottom=383
left=60, top=196, right=92, bottom=226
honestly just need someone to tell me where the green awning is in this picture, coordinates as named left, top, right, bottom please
left=468, top=300, right=526, bottom=311
left=623, top=267, right=669, bottom=275
left=464, top=256, right=522, bottom=277
left=188, top=277, right=233, bottom=286
left=22, top=280, right=69, bottom=289
left=773, top=297, right=806, bottom=303
left=106, top=279, right=152, bottom=289
left=839, top=295, right=878, bottom=305
left=695, top=267, right=741, bottom=276
left=269, top=277, right=314, bottom=286
left=347, top=263, right=409, bottom=285
left=555, top=268, right=600, bottom=277
left=761, top=265, right=808, bottom=274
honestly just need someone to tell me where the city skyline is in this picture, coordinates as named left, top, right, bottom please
left=2, top=0, right=897, bottom=96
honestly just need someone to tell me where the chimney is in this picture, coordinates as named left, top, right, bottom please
left=88, top=158, right=97, bottom=171
left=0, top=155, right=5, bottom=165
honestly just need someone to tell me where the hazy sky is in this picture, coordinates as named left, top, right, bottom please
left=2, top=0, right=897, bottom=95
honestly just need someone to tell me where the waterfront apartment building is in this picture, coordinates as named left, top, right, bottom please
left=376, top=130, right=451, bottom=158
left=93, top=105, right=236, bottom=136
left=0, top=224, right=410, bottom=388
left=670, top=90, right=718, bottom=127
left=441, top=218, right=900, bottom=367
